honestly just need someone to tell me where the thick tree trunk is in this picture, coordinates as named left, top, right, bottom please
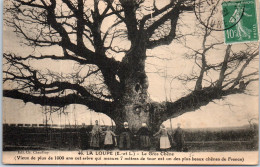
left=111, top=41, right=164, bottom=133
left=112, top=99, right=165, bottom=133
left=114, top=47, right=149, bottom=132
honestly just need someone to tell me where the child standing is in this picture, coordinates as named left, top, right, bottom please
left=153, top=124, right=171, bottom=151
left=104, top=126, right=116, bottom=150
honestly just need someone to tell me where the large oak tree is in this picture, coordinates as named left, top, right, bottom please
left=3, top=0, right=258, bottom=132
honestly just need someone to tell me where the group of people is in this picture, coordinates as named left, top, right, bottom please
left=81, top=120, right=185, bottom=151
left=89, top=120, right=117, bottom=150
left=152, top=123, right=185, bottom=151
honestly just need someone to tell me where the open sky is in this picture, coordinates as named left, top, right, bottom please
left=2, top=0, right=259, bottom=129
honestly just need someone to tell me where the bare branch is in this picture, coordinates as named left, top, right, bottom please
left=3, top=90, right=113, bottom=116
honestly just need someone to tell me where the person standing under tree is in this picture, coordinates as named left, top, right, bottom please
left=136, top=123, right=152, bottom=150
left=90, top=120, right=102, bottom=149
left=174, top=123, right=185, bottom=152
left=104, top=126, right=117, bottom=150
left=153, top=124, right=171, bottom=151
left=119, top=122, right=132, bottom=150
left=79, top=123, right=89, bottom=150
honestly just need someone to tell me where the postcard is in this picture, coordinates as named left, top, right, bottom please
left=2, top=0, right=259, bottom=165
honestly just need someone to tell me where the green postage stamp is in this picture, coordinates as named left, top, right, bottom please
left=222, top=0, right=259, bottom=44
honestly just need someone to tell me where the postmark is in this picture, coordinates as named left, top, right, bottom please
left=194, top=0, right=242, bottom=31
left=222, top=0, right=259, bottom=44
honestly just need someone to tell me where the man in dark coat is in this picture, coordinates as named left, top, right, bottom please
left=79, top=123, right=89, bottom=150
left=119, top=122, right=132, bottom=150
left=174, top=123, right=185, bottom=152
left=136, top=123, right=152, bottom=150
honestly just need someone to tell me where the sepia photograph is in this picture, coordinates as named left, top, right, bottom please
left=2, top=0, right=259, bottom=165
